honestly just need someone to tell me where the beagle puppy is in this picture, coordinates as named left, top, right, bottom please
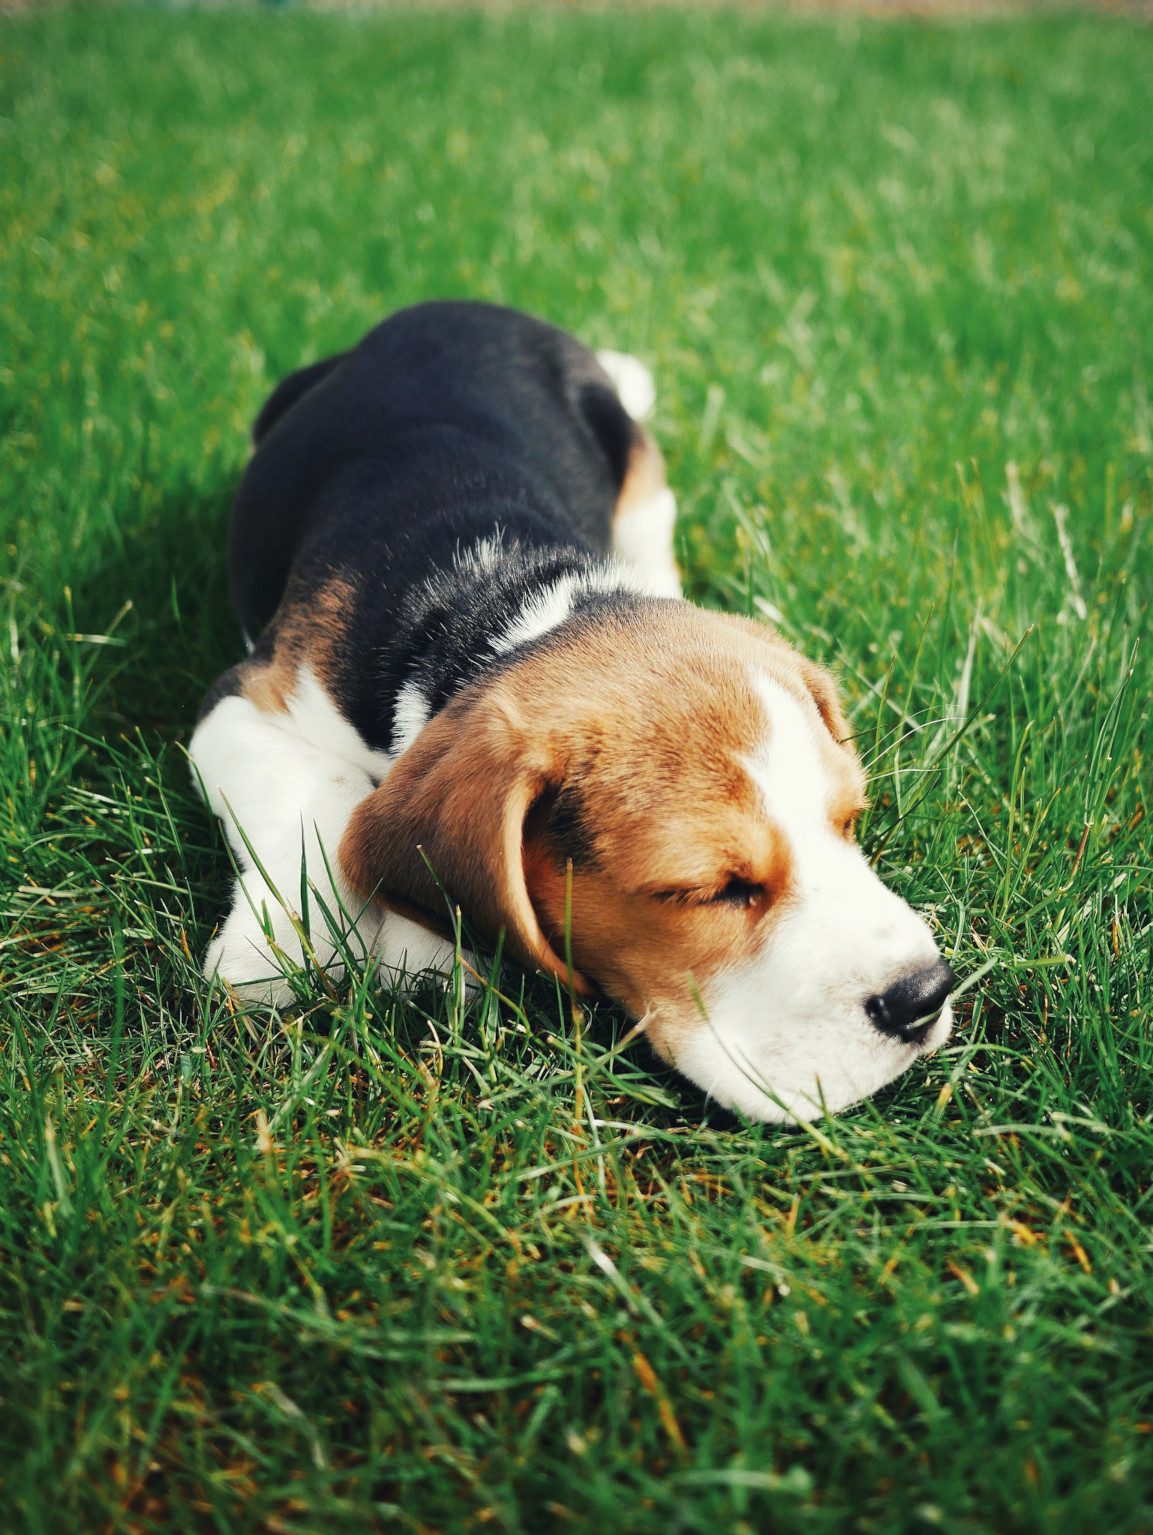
left=190, top=300, right=955, bottom=1123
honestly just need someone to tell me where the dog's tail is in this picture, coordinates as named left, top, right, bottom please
left=596, top=350, right=656, bottom=423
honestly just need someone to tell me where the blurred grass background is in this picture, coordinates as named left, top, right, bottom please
left=1, top=7, right=1152, bottom=1532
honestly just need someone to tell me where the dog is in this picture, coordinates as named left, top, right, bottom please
left=190, top=300, right=955, bottom=1123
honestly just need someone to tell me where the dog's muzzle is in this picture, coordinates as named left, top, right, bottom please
left=865, top=960, right=956, bottom=1046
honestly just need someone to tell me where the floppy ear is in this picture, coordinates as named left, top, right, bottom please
left=797, top=657, right=855, bottom=754
left=338, top=683, right=595, bottom=993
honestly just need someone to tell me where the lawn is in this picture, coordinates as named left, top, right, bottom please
left=2, top=6, right=1152, bottom=1531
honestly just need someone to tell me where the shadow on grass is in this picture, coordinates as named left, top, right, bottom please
left=40, top=477, right=250, bottom=972
left=69, top=477, right=244, bottom=741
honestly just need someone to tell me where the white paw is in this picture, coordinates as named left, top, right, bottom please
left=372, top=910, right=471, bottom=991
left=203, top=874, right=307, bottom=1006
left=202, top=878, right=469, bottom=1007
left=202, top=870, right=367, bottom=999
left=597, top=350, right=656, bottom=422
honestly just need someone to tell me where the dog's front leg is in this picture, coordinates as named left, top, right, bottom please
left=188, top=690, right=397, bottom=1005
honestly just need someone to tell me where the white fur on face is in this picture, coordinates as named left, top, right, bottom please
left=673, top=675, right=952, bottom=1123
left=189, top=667, right=458, bottom=1006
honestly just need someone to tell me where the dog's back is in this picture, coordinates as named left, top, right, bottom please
left=228, top=301, right=639, bottom=645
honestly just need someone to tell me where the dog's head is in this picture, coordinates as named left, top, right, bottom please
left=340, top=602, right=953, bottom=1122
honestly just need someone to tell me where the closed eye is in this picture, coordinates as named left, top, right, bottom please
left=653, top=877, right=767, bottom=910
left=707, top=876, right=765, bottom=908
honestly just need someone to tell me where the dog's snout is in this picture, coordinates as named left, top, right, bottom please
left=865, top=960, right=956, bottom=1045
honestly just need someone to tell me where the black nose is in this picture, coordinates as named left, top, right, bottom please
left=865, top=960, right=956, bottom=1045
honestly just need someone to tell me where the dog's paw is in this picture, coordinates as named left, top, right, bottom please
left=203, top=875, right=304, bottom=1007
left=372, top=910, right=474, bottom=993
left=202, top=878, right=483, bottom=1009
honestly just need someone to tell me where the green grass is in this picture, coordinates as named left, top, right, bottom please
left=2, top=6, right=1152, bottom=1531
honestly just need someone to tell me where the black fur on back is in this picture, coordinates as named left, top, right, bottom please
left=223, top=302, right=647, bottom=752
left=250, top=351, right=348, bottom=446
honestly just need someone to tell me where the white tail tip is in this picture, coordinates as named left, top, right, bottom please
left=597, top=349, right=656, bottom=422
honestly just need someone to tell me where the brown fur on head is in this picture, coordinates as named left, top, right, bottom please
left=338, top=602, right=866, bottom=1062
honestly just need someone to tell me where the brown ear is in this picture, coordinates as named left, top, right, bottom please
left=798, top=657, right=855, bottom=754
left=338, top=681, right=595, bottom=993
